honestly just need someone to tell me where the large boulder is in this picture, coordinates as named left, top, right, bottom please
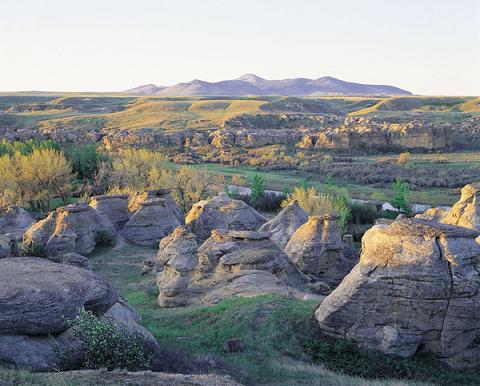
left=129, top=189, right=184, bottom=223
left=156, top=228, right=310, bottom=307
left=185, top=192, right=267, bottom=242
left=0, top=235, right=12, bottom=258
left=89, top=194, right=130, bottom=230
left=23, top=202, right=115, bottom=258
left=258, top=201, right=308, bottom=249
left=285, top=215, right=354, bottom=287
left=122, top=198, right=183, bottom=246
left=315, top=218, right=480, bottom=369
left=0, top=205, right=35, bottom=239
left=0, top=257, right=169, bottom=371
left=441, top=183, right=480, bottom=230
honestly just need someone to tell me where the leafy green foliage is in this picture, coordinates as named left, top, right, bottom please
left=66, top=144, right=108, bottom=180
left=0, top=139, right=59, bottom=157
left=391, top=177, right=412, bottom=214
left=250, top=174, right=265, bottom=203
left=67, top=308, right=150, bottom=371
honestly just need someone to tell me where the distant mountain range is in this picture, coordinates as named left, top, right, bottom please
left=125, top=74, right=412, bottom=96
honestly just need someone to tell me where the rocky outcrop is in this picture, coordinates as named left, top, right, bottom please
left=285, top=215, right=354, bottom=287
left=315, top=218, right=480, bottom=369
left=415, top=207, right=448, bottom=222
left=128, top=189, right=184, bottom=223
left=0, top=235, right=12, bottom=258
left=23, top=202, right=115, bottom=258
left=89, top=194, right=130, bottom=230
left=156, top=227, right=199, bottom=307
left=0, top=257, right=169, bottom=371
left=441, top=183, right=480, bottom=230
left=156, top=228, right=310, bottom=307
left=0, top=205, right=35, bottom=239
left=122, top=197, right=183, bottom=246
left=258, top=201, right=308, bottom=249
left=61, top=252, right=92, bottom=269
left=185, top=193, right=266, bottom=242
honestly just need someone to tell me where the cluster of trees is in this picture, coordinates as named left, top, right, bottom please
left=0, top=140, right=220, bottom=214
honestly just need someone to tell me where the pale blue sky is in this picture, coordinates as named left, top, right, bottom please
left=1, top=0, right=479, bottom=95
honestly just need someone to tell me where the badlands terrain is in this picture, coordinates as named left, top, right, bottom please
left=1, top=91, right=480, bottom=386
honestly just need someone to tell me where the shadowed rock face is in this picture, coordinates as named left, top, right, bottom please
left=285, top=215, right=354, bottom=287
left=258, top=201, right=308, bottom=249
left=0, top=257, right=169, bottom=371
left=0, top=205, right=34, bottom=239
left=442, top=183, right=480, bottom=230
left=89, top=194, right=130, bottom=230
left=122, top=198, right=183, bottom=246
left=23, top=203, right=115, bottom=258
left=0, top=257, right=117, bottom=335
left=315, top=218, right=480, bottom=369
left=185, top=193, right=267, bottom=242
left=156, top=227, right=310, bottom=307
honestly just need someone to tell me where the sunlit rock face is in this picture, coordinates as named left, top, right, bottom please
left=185, top=192, right=266, bottom=242
left=415, top=207, right=448, bottom=222
left=315, top=218, right=480, bottom=369
left=23, top=202, right=115, bottom=258
left=156, top=227, right=310, bottom=307
left=285, top=215, right=355, bottom=287
left=258, top=201, right=308, bottom=249
left=441, top=183, right=480, bottom=230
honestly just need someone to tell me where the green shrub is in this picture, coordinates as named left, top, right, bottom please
left=67, top=308, right=150, bottom=371
left=95, top=231, right=115, bottom=247
left=392, top=177, right=412, bottom=214
left=17, top=242, right=47, bottom=258
left=250, top=174, right=265, bottom=204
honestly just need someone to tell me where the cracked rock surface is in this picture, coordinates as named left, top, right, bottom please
left=315, top=218, right=480, bottom=369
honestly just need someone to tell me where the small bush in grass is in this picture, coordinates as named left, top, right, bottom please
left=67, top=307, right=150, bottom=371
left=95, top=231, right=115, bottom=247
left=17, top=242, right=47, bottom=258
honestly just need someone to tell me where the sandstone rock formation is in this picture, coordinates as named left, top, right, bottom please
left=89, top=194, right=130, bottom=230
left=0, top=235, right=12, bottom=258
left=258, top=201, right=308, bottom=249
left=61, top=252, right=92, bottom=269
left=23, top=202, right=115, bottom=258
left=156, top=226, right=199, bottom=307
left=122, top=197, right=183, bottom=246
left=0, top=205, right=34, bottom=239
left=0, top=257, right=167, bottom=371
left=156, top=228, right=310, bottom=307
left=441, top=183, right=480, bottom=230
left=285, top=215, right=354, bottom=287
left=185, top=193, right=266, bottom=242
left=415, top=207, right=448, bottom=222
left=315, top=218, right=480, bottom=369
left=129, top=189, right=184, bottom=223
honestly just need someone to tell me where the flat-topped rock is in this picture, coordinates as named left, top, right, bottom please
left=258, top=201, right=308, bottom=249
left=415, top=207, right=448, bottom=222
left=315, top=218, right=480, bottom=369
left=185, top=193, right=267, bottom=242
